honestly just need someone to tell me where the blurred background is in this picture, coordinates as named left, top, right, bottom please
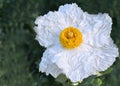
left=0, top=0, right=120, bottom=86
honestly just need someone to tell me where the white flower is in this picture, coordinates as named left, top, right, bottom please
left=34, top=3, right=119, bottom=82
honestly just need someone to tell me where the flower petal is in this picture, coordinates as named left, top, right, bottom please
left=39, top=42, right=118, bottom=82
left=39, top=44, right=95, bottom=82
left=94, top=44, right=119, bottom=71
left=79, top=13, right=113, bottom=47
left=58, top=3, right=84, bottom=27
left=34, top=12, right=62, bottom=47
left=39, top=48, right=63, bottom=77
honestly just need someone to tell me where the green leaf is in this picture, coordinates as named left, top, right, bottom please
left=55, top=74, right=68, bottom=83
left=91, top=78, right=102, bottom=86
left=101, top=68, right=113, bottom=76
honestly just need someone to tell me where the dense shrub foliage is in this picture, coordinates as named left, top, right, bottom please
left=0, top=0, right=120, bottom=86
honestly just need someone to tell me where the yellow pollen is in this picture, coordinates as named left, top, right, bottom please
left=68, top=32, right=74, bottom=38
left=59, top=27, right=83, bottom=49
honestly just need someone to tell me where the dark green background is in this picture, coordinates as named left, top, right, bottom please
left=0, top=0, right=120, bottom=86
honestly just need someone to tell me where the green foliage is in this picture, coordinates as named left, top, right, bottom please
left=0, top=0, right=120, bottom=86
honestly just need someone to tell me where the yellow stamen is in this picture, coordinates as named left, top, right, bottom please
left=68, top=32, right=74, bottom=38
left=59, top=27, right=83, bottom=49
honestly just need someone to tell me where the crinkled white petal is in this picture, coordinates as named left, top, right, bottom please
left=34, top=13, right=61, bottom=47
left=39, top=48, right=63, bottom=77
left=36, top=3, right=119, bottom=82
left=39, top=43, right=118, bottom=82
left=79, top=13, right=113, bottom=47
left=58, top=3, right=84, bottom=27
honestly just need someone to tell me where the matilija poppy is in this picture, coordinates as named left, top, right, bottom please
left=34, top=3, right=119, bottom=82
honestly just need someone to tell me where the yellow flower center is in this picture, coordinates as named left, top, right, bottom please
left=59, top=27, right=83, bottom=49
